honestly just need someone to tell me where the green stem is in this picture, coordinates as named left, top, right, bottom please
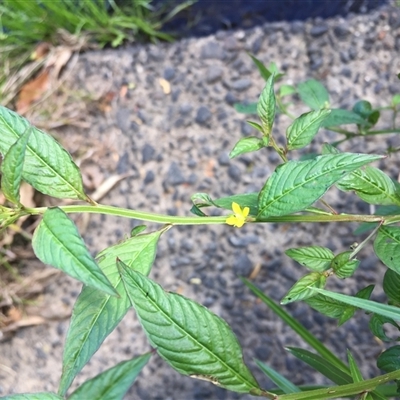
left=276, top=369, right=400, bottom=400
left=22, top=204, right=390, bottom=225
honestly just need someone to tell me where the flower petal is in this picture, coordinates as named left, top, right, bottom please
left=232, top=202, right=241, bottom=214
left=226, top=216, right=237, bottom=226
left=242, top=207, right=250, bottom=217
left=235, top=219, right=245, bottom=228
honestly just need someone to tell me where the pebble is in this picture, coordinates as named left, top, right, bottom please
left=218, top=152, right=230, bottom=166
left=165, top=162, right=185, bottom=186
left=232, top=253, right=253, bottom=276
left=195, top=106, right=212, bottom=125
left=115, top=108, right=131, bottom=133
left=333, top=23, right=351, bottom=39
left=224, top=92, right=238, bottom=105
left=310, top=24, right=329, bottom=37
left=144, top=170, right=155, bottom=185
left=229, top=78, right=252, bottom=91
left=163, top=66, right=175, bottom=81
left=200, top=41, right=225, bottom=60
left=227, top=164, right=242, bottom=181
left=141, top=143, right=156, bottom=163
left=240, top=120, right=254, bottom=136
left=205, top=66, right=223, bottom=83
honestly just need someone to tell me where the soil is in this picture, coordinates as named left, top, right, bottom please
left=1, top=1, right=400, bottom=399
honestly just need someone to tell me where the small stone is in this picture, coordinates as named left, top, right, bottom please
left=165, top=162, right=185, bottom=186
left=179, top=103, right=193, bottom=115
left=116, top=151, right=129, bottom=174
left=233, top=253, right=253, bottom=276
left=310, top=25, right=328, bottom=37
left=142, top=144, right=156, bottom=163
left=223, top=36, right=239, bottom=51
left=230, top=78, right=252, bottom=92
left=240, top=120, right=253, bottom=137
left=228, top=235, right=259, bottom=247
left=228, top=164, right=242, bottom=181
left=340, top=50, right=350, bottom=64
left=116, top=108, right=131, bottom=133
left=195, top=106, right=212, bottom=125
left=291, top=21, right=304, bottom=34
left=144, top=170, right=155, bottom=185
left=205, top=66, right=223, bottom=83
left=148, top=46, right=164, bottom=61
left=163, top=66, right=175, bottom=81
left=254, top=346, right=270, bottom=360
left=333, top=24, right=351, bottom=39
left=200, top=41, right=224, bottom=60
left=340, top=67, right=352, bottom=78
left=224, top=92, right=237, bottom=105
left=218, top=152, right=230, bottom=166
left=251, top=36, right=263, bottom=54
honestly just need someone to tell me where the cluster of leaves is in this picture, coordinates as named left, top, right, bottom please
left=1, top=56, right=400, bottom=399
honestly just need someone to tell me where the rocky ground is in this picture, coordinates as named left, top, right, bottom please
left=1, top=1, right=400, bottom=399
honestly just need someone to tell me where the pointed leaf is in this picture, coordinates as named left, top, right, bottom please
left=32, top=207, right=116, bottom=296
left=257, top=74, right=275, bottom=136
left=246, top=120, right=264, bottom=133
left=285, top=246, right=334, bottom=272
left=374, top=226, right=400, bottom=274
left=281, top=272, right=327, bottom=305
left=310, top=288, right=400, bottom=321
left=2, top=395, right=63, bottom=400
left=320, top=109, right=367, bottom=127
left=0, top=126, right=31, bottom=204
left=258, top=153, right=382, bottom=218
left=286, top=109, right=331, bottom=150
left=383, top=269, right=400, bottom=304
left=118, top=262, right=262, bottom=394
left=255, top=359, right=300, bottom=394
left=0, top=107, right=88, bottom=201
left=59, top=229, right=163, bottom=396
left=229, top=137, right=264, bottom=159
left=337, top=166, right=400, bottom=206
left=297, top=79, right=329, bottom=110
left=279, top=84, right=296, bottom=97
left=330, top=251, right=360, bottom=279
left=369, top=314, right=400, bottom=342
left=347, top=350, right=363, bottom=383
left=305, top=294, right=347, bottom=319
left=249, top=54, right=271, bottom=81
left=286, top=347, right=352, bottom=385
left=68, top=354, right=151, bottom=400
left=377, top=346, right=400, bottom=373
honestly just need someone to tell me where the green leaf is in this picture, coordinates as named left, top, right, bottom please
left=383, top=269, right=400, bottom=304
left=130, top=225, right=147, bottom=236
left=353, top=100, right=373, bottom=119
left=249, top=53, right=271, bottom=81
left=0, top=126, right=31, bottom=204
left=255, top=359, right=301, bottom=394
left=242, top=279, right=349, bottom=372
left=285, top=246, right=334, bottom=272
left=305, top=294, right=347, bottom=319
left=118, top=262, right=263, bottom=395
left=286, top=109, right=331, bottom=150
left=369, top=314, right=400, bottom=342
left=234, top=102, right=258, bottom=114
left=258, top=153, right=382, bottom=218
left=330, top=251, right=360, bottom=279
left=347, top=351, right=365, bottom=386
left=246, top=120, right=264, bottom=133
left=59, top=229, right=163, bottom=396
left=2, top=395, right=63, bottom=400
left=0, top=106, right=88, bottom=201
left=257, top=74, right=276, bottom=136
left=229, top=137, right=265, bottom=158
left=392, top=94, right=400, bottom=106
left=279, top=84, right=296, bottom=97
left=310, top=288, right=400, bottom=321
left=32, top=207, right=116, bottom=297
left=281, top=272, right=327, bottom=305
left=320, top=109, right=368, bottom=127
left=286, top=347, right=352, bottom=385
left=354, top=205, right=400, bottom=235
left=374, top=226, right=400, bottom=274
left=68, top=354, right=151, bottom=400
left=297, top=79, right=329, bottom=110
left=337, top=166, right=400, bottom=206
left=377, top=345, right=400, bottom=373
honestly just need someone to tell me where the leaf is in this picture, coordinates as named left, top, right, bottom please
left=285, top=246, right=334, bottom=272
left=131, top=225, right=147, bottom=237
left=347, top=350, right=363, bottom=383
left=377, top=346, right=400, bottom=373
left=374, top=226, right=400, bottom=274
left=118, top=262, right=263, bottom=395
left=2, top=395, right=63, bottom=400
left=0, top=106, right=88, bottom=201
left=352, top=100, right=380, bottom=127
left=286, top=109, right=331, bottom=150
left=286, top=347, right=352, bottom=385
left=297, top=79, right=329, bottom=110
left=242, top=278, right=349, bottom=372
left=246, top=120, right=264, bottom=133
left=229, top=137, right=265, bottom=158
left=279, top=84, right=296, bottom=97
left=59, top=229, right=163, bottom=396
left=0, top=126, right=31, bottom=204
left=249, top=53, right=271, bottom=81
left=310, top=288, right=400, bottom=321
left=257, top=74, right=275, bottom=136
left=392, top=94, right=400, bottom=107
left=330, top=251, right=360, bottom=279
left=337, top=166, right=400, bottom=206
left=32, top=207, right=116, bottom=297
left=369, top=314, right=400, bottom=342
left=254, top=359, right=300, bottom=394
left=281, top=272, right=327, bottom=305
left=258, top=153, right=382, bottom=218
left=354, top=205, right=400, bottom=235
left=234, top=102, right=258, bottom=114
left=383, top=269, right=400, bottom=304
left=320, top=109, right=368, bottom=127
left=68, top=354, right=151, bottom=400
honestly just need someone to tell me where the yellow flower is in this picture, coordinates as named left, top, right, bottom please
left=226, top=202, right=250, bottom=228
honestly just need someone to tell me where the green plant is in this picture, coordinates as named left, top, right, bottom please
left=1, top=62, right=400, bottom=399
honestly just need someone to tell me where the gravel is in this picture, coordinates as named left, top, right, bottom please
left=1, top=1, right=400, bottom=399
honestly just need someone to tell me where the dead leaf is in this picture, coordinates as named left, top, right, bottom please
left=119, top=85, right=128, bottom=99
left=1, top=315, right=47, bottom=335
left=204, top=159, right=216, bottom=178
left=31, top=42, right=51, bottom=61
left=16, top=70, right=50, bottom=114
left=91, top=173, right=135, bottom=202
left=46, top=46, right=73, bottom=79
left=159, top=78, right=171, bottom=94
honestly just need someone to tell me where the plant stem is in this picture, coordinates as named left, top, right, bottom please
left=22, top=204, right=389, bottom=225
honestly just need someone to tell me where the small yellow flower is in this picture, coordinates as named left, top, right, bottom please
left=226, top=202, right=250, bottom=228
